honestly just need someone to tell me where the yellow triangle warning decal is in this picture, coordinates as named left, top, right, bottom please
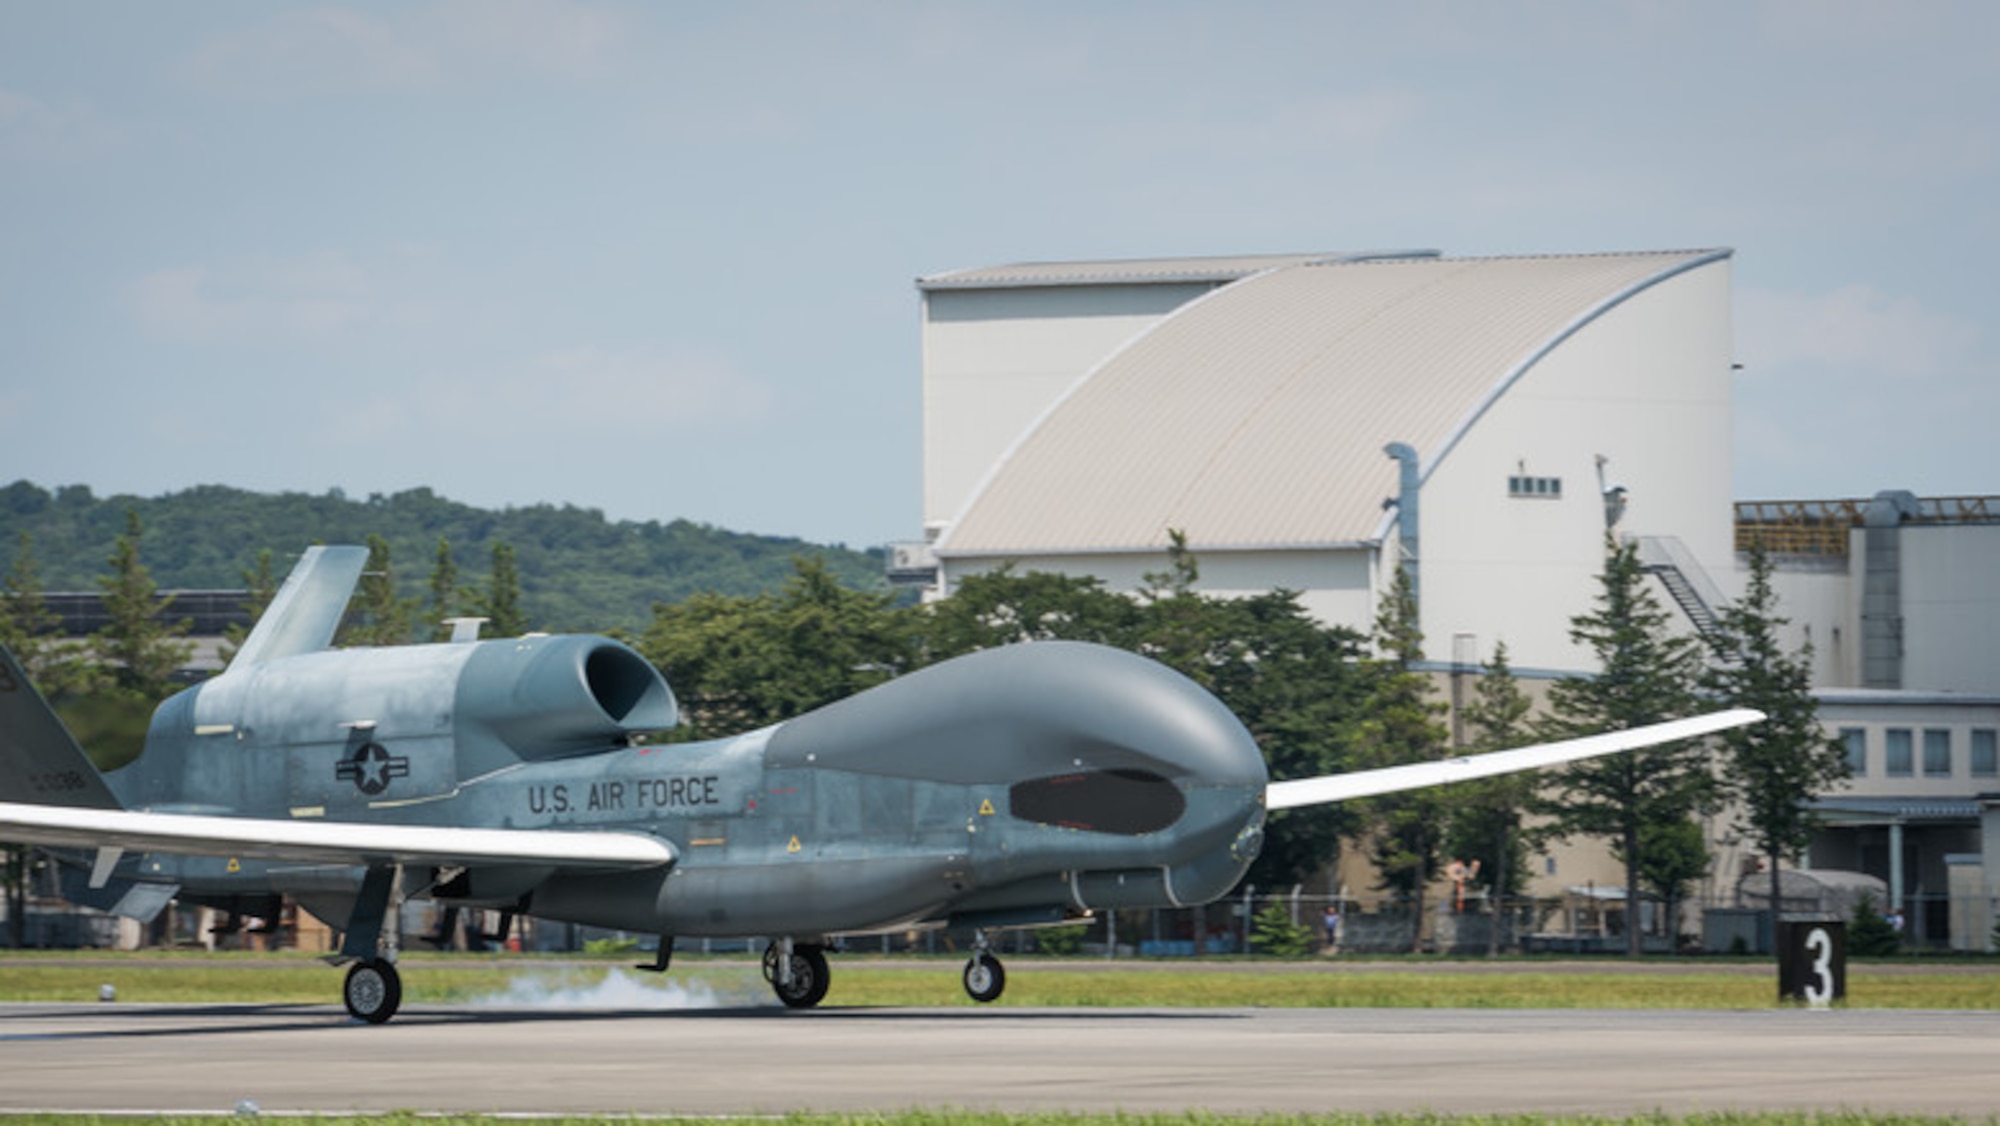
left=978, top=799, right=996, bottom=816
left=226, top=857, right=241, bottom=873
left=786, top=835, right=802, bottom=853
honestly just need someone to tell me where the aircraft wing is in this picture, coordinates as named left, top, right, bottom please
left=1265, top=707, right=1764, bottom=811
left=0, top=800, right=677, bottom=871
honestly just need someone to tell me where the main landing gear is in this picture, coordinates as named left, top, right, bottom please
left=760, top=935, right=1010, bottom=1009
left=343, top=958, right=402, bottom=1024
left=338, top=865, right=405, bottom=1024
left=763, top=939, right=831, bottom=1009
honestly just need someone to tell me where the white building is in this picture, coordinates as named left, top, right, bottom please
left=915, top=248, right=1737, bottom=676
left=1738, top=496, right=2000, bottom=949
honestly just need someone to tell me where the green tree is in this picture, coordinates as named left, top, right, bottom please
left=0, top=478, right=890, bottom=634
left=0, top=531, right=60, bottom=659
left=479, top=542, right=528, bottom=638
left=1625, top=816, right=1709, bottom=948
left=59, top=511, right=193, bottom=770
left=923, top=565, right=1140, bottom=656
left=1351, top=565, right=1450, bottom=952
left=1848, top=894, right=1901, bottom=956
left=640, top=557, right=915, bottom=741
left=0, top=531, right=100, bottom=697
left=1537, top=536, right=1713, bottom=957
left=1250, top=900, right=1318, bottom=957
left=1704, top=542, right=1849, bottom=920
left=427, top=535, right=461, bottom=641
left=92, top=510, right=193, bottom=700
left=339, top=534, right=418, bottom=647
left=1442, top=641, right=1537, bottom=955
left=1133, top=529, right=1214, bottom=684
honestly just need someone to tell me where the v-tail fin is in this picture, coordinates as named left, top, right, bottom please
left=0, top=642, right=121, bottom=810
left=228, top=544, right=369, bottom=666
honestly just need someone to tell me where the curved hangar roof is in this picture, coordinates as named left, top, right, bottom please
left=935, top=249, right=1729, bottom=558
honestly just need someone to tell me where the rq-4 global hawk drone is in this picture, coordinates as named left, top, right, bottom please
left=0, top=546, right=1759, bottom=1022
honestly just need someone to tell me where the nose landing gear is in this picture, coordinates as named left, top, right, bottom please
left=962, top=931, right=1006, bottom=1003
left=962, top=951, right=1005, bottom=1002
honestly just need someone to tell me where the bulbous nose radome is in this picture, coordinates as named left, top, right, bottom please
left=763, top=640, right=1270, bottom=794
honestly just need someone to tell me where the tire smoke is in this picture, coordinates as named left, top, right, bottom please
left=472, top=967, right=775, bottom=1010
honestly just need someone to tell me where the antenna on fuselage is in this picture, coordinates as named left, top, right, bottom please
left=444, top=617, right=488, bottom=644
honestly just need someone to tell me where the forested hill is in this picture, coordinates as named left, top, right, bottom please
left=0, top=480, right=889, bottom=634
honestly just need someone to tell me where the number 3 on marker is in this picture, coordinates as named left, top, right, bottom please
left=1803, top=926, right=1834, bottom=1005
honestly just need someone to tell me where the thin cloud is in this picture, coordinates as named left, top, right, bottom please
left=526, top=346, right=777, bottom=430
left=0, top=87, right=122, bottom=161
left=0, top=386, right=33, bottom=430
left=177, top=0, right=625, bottom=98
left=319, top=346, right=775, bottom=449
left=130, top=251, right=374, bottom=342
left=426, top=0, right=622, bottom=78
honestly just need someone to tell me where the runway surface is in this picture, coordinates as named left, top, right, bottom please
left=3, top=1002, right=1996, bottom=1116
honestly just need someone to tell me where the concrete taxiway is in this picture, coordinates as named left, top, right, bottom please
left=2, top=1002, right=1994, bottom=1116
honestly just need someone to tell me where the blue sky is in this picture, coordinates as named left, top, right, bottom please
left=2, top=1, right=1993, bottom=548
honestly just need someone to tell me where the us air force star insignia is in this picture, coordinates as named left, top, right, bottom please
left=335, top=742, right=411, bottom=796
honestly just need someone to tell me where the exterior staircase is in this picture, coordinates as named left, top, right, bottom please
left=1631, top=535, right=1725, bottom=639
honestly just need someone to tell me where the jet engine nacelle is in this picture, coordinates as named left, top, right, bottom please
left=455, top=634, right=678, bottom=759
left=176, top=634, right=677, bottom=776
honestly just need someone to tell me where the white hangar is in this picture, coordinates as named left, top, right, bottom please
left=909, top=248, right=1739, bottom=675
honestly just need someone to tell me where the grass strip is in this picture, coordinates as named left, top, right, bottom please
left=2, top=956, right=1996, bottom=1009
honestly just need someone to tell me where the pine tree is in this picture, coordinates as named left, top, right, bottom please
left=1538, top=536, right=1713, bottom=957
left=0, top=530, right=99, bottom=696
left=1353, top=565, right=1450, bottom=952
left=92, top=510, right=193, bottom=700
left=1135, top=529, right=1215, bottom=688
left=1444, top=641, right=1537, bottom=954
left=0, top=531, right=60, bottom=658
left=1848, top=894, right=1901, bottom=956
left=339, top=535, right=417, bottom=647
left=480, top=542, right=527, bottom=639
left=1704, top=542, right=1849, bottom=920
left=427, top=536, right=461, bottom=641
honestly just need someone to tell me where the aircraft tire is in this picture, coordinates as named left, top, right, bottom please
left=963, top=952, right=1005, bottom=1003
left=344, top=958, right=402, bottom=1024
left=763, top=943, right=830, bottom=1009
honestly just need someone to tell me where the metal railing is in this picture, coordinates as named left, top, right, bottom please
left=1734, top=495, right=2000, bottom=557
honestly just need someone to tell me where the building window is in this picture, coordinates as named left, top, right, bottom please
left=1885, top=728, right=1913, bottom=777
left=1840, top=728, right=1867, bottom=778
left=1508, top=475, right=1562, bottom=499
left=1973, top=729, right=1997, bottom=778
left=1922, top=729, right=1952, bottom=777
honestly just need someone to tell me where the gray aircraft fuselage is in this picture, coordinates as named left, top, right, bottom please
left=100, top=635, right=1270, bottom=944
